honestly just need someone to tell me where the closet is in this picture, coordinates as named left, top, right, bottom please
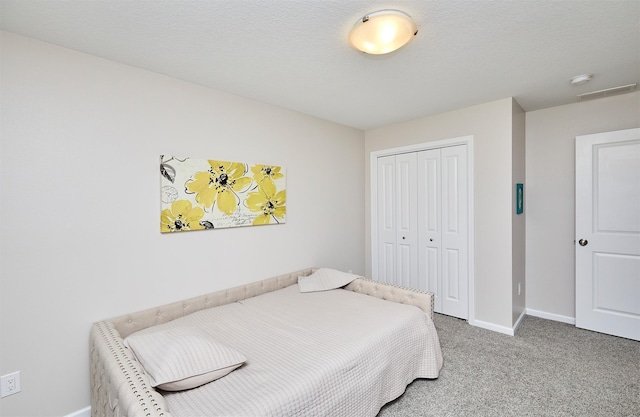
left=373, top=143, right=469, bottom=319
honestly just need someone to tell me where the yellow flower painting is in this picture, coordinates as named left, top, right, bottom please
left=160, top=155, right=286, bottom=233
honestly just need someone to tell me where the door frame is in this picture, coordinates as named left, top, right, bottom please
left=370, top=135, right=475, bottom=324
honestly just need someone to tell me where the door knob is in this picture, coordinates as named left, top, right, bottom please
left=578, top=239, right=588, bottom=246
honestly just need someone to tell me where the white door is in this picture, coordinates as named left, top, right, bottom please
left=395, top=153, right=419, bottom=288
left=376, top=153, right=418, bottom=287
left=440, top=146, right=469, bottom=319
left=417, top=149, right=441, bottom=297
left=417, top=145, right=469, bottom=319
left=576, top=128, right=640, bottom=341
left=377, top=155, right=396, bottom=284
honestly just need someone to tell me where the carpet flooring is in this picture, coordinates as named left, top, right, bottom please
left=377, top=314, right=640, bottom=417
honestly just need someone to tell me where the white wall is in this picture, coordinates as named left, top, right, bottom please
left=525, top=91, right=640, bottom=322
left=512, top=101, right=526, bottom=325
left=0, top=32, right=365, bottom=417
left=364, top=98, right=516, bottom=331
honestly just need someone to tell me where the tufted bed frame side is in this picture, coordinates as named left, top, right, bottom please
left=89, top=268, right=435, bottom=417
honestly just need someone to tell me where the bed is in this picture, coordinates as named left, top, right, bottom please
left=90, top=268, right=443, bottom=417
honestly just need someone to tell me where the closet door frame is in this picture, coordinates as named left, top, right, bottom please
left=371, top=135, right=475, bottom=324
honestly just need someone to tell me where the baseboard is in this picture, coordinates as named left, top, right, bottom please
left=526, top=308, right=576, bottom=325
left=64, top=406, right=90, bottom=417
left=513, top=310, right=526, bottom=333
left=469, top=319, right=515, bottom=336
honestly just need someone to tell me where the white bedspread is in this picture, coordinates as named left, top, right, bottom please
left=158, top=284, right=443, bottom=416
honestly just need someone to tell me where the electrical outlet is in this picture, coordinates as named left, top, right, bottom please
left=1, top=371, right=21, bottom=398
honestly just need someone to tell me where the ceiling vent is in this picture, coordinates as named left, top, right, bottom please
left=577, top=83, right=637, bottom=101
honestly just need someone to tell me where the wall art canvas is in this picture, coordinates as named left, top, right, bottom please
left=160, top=155, right=286, bottom=233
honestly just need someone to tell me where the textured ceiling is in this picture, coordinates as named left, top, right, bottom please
left=1, top=0, right=638, bottom=130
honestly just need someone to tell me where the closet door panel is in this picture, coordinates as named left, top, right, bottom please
left=418, top=149, right=442, bottom=297
left=441, top=145, right=469, bottom=319
left=444, top=248, right=461, bottom=301
left=444, top=154, right=459, bottom=233
left=395, top=153, right=418, bottom=288
left=381, top=243, right=395, bottom=285
left=424, top=246, right=440, bottom=297
left=377, top=155, right=396, bottom=284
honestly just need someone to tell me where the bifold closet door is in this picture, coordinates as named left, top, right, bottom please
left=376, top=153, right=418, bottom=288
left=417, top=145, right=469, bottom=319
left=376, top=145, right=468, bottom=319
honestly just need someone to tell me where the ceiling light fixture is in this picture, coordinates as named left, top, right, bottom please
left=571, top=74, right=593, bottom=86
left=349, top=10, right=418, bottom=55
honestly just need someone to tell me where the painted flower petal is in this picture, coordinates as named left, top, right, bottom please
left=171, top=199, right=192, bottom=214
left=160, top=209, right=175, bottom=232
left=257, top=177, right=275, bottom=190
left=217, top=189, right=237, bottom=215
left=274, top=206, right=286, bottom=219
left=195, top=188, right=217, bottom=209
left=161, top=209, right=175, bottom=225
left=274, top=190, right=286, bottom=205
left=185, top=206, right=205, bottom=223
left=185, top=171, right=218, bottom=209
left=253, top=214, right=271, bottom=225
left=258, top=180, right=276, bottom=197
left=250, top=164, right=267, bottom=181
left=269, top=166, right=284, bottom=180
left=185, top=171, right=212, bottom=193
left=226, top=162, right=247, bottom=180
left=246, top=192, right=266, bottom=211
left=232, top=176, right=253, bottom=192
left=208, top=160, right=230, bottom=172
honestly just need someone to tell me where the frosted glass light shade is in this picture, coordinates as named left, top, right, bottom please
left=349, top=10, right=417, bottom=55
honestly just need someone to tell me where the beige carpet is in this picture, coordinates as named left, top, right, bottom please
left=378, top=314, right=640, bottom=417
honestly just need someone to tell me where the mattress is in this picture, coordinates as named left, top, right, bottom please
left=137, top=284, right=443, bottom=416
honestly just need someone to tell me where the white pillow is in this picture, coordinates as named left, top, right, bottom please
left=124, top=327, right=246, bottom=391
left=298, top=268, right=360, bottom=293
